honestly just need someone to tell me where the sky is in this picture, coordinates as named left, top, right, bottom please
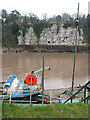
left=0, top=0, right=89, bottom=18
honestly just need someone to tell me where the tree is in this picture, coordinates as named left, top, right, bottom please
left=11, top=22, right=19, bottom=34
left=56, top=15, right=61, bottom=21
left=29, top=13, right=39, bottom=24
left=62, top=13, right=71, bottom=20
left=11, top=10, right=21, bottom=16
left=1, top=9, right=7, bottom=18
left=7, top=10, right=21, bottom=22
left=32, top=21, right=53, bottom=38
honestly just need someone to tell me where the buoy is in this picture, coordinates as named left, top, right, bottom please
left=26, top=74, right=37, bottom=86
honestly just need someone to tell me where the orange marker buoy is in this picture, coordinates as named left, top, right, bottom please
left=26, top=74, right=37, bottom=86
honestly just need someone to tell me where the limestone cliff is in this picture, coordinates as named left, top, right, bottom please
left=18, top=27, right=37, bottom=45
left=18, top=24, right=85, bottom=45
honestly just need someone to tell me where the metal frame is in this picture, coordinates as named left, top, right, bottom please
left=64, top=81, right=90, bottom=104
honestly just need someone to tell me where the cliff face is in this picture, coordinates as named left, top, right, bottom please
left=18, top=27, right=37, bottom=45
left=18, top=24, right=85, bottom=45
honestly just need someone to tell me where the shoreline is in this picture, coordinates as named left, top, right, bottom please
left=2, top=44, right=88, bottom=53
left=44, top=86, right=84, bottom=98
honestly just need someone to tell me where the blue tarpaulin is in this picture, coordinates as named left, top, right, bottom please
left=4, top=76, right=16, bottom=87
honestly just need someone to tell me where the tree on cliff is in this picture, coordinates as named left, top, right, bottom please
left=1, top=9, right=7, bottom=18
left=32, top=21, right=53, bottom=38
left=56, top=15, right=61, bottom=21
left=6, top=10, right=21, bottom=23
left=2, top=9, right=88, bottom=46
left=29, top=13, right=39, bottom=24
left=11, top=22, right=19, bottom=34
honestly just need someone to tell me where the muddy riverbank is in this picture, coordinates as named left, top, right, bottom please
left=44, top=86, right=90, bottom=102
left=44, top=87, right=83, bottom=97
left=2, top=45, right=88, bottom=53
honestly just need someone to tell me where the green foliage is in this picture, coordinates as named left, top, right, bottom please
left=63, top=21, right=76, bottom=29
left=5, top=10, right=21, bottom=23
left=1, top=9, right=7, bottom=18
left=2, top=23, right=18, bottom=46
left=32, top=21, right=53, bottom=38
left=56, top=15, right=61, bottom=21
left=29, top=13, right=39, bottom=24
left=63, top=23, right=69, bottom=29
left=2, top=102, right=88, bottom=118
left=22, top=26, right=28, bottom=37
left=11, top=22, right=19, bottom=34
left=11, top=10, right=21, bottom=16
left=56, top=22, right=60, bottom=34
left=2, top=9, right=88, bottom=46
left=20, top=16, right=31, bottom=37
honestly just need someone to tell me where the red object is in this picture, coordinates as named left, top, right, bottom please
left=26, top=74, right=37, bottom=86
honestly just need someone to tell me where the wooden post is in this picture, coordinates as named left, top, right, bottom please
left=42, top=55, right=44, bottom=105
left=10, top=92, right=11, bottom=103
left=50, top=92, right=51, bottom=104
left=71, top=3, right=79, bottom=96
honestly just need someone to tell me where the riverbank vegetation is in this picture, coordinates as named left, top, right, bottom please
left=1, top=9, right=89, bottom=47
left=2, top=102, right=88, bottom=118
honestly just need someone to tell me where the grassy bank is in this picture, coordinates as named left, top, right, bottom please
left=0, top=102, right=2, bottom=119
left=2, top=102, right=88, bottom=118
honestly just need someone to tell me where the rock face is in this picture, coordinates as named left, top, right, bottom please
left=18, top=24, right=85, bottom=45
left=39, top=24, right=58, bottom=45
left=18, top=27, right=37, bottom=45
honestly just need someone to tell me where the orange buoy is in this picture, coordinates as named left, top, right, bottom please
left=26, top=74, right=37, bottom=86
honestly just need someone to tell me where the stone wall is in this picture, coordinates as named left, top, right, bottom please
left=18, top=24, right=85, bottom=45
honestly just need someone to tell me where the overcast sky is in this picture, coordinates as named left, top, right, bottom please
left=0, top=0, right=89, bottom=18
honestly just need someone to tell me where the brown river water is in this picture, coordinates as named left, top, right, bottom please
left=2, top=52, right=88, bottom=90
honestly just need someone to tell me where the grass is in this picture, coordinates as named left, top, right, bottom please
left=0, top=102, right=2, bottom=119
left=2, top=102, right=89, bottom=118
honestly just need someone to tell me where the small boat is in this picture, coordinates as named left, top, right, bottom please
left=0, top=67, right=50, bottom=103
left=0, top=74, right=41, bottom=102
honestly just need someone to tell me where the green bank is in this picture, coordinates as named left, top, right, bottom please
left=2, top=102, right=89, bottom=118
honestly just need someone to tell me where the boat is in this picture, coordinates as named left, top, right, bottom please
left=0, top=67, right=51, bottom=103
left=0, top=75, right=41, bottom=101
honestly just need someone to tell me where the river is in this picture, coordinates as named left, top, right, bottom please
left=2, top=52, right=88, bottom=90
